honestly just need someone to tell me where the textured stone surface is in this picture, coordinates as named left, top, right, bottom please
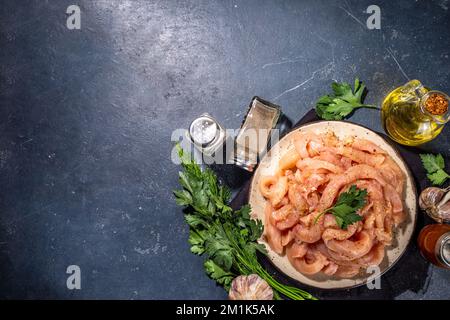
left=0, top=0, right=448, bottom=299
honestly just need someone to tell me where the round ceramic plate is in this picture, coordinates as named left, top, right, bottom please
left=249, top=121, right=417, bottom=289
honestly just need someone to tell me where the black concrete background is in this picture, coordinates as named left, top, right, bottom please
left=0, top=0, right=449, bottom=299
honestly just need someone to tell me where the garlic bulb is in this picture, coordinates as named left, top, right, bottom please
left=228, top=274, right=273, bottom=300
left=419, top=186, right=450, bottom=223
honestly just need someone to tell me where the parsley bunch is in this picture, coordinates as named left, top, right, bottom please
left=420, top=153, right=449, bottom=185
left=314, top=185, right=367, bottom=229
left=173, top=145, right=315, bottom=300
left=315, top=78, right=377, bottom=120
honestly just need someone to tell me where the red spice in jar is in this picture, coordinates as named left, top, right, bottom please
left=425, top=93, right=449, bottom=115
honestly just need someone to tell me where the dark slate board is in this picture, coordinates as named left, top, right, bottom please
left=1, top=0, right=448, bottom=300
left=230, top=109, right=442, bottom=300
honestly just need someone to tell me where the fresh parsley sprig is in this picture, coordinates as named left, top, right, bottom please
left=314, top=185, right=367, bottom=229
left=173, top=144, right=315, bottom=300
left=420, top=153, right=450, bottom=185
left=315, top=78, right=377, bottom=120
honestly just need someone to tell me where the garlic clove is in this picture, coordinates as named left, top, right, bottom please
left=228, top=274, right=273, bottom=300
left=437, top=200, right=450, bottom=222
left=419, top=187, right=446, bottom=211
left=436, top=190, right=450, bottom=222
left=419, top=186, right=450, bottom=223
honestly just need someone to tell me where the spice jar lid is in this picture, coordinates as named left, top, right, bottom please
left=189, top=114, right=219, bottom=147
left=436, top=232, right=450, bottom=268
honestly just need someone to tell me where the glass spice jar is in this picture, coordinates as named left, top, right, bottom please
left=233, top=97, right=281, bottom=172
left=417, top=224, right=450, bottom=270
left=188, top=113, right=227, bottom=159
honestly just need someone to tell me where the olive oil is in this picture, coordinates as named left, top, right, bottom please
left=381, top=80, right=449, bottom=146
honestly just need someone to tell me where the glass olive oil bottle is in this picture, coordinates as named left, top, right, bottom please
left=381, top=80, right=450, bottom=146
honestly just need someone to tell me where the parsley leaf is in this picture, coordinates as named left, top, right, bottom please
left=427, top=169, right=449, bottom=186
left=204, top=232, right=234, bottom=271
left=315, top=185, right=366, bottom=229
left=420, top=153, right=449, bottom=185
left=173, top=190, right=192, bottom=206
left=204, top=260, right=234, bottom=290
left=188, top=229, right=206, bottom=255
left=315, top=78, right=377, bottom=120
left=420, top=153, right=444, bottom=172
left=185, top=214, right=207, bottom=228
left=335, top=185, right=367, bottom=210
